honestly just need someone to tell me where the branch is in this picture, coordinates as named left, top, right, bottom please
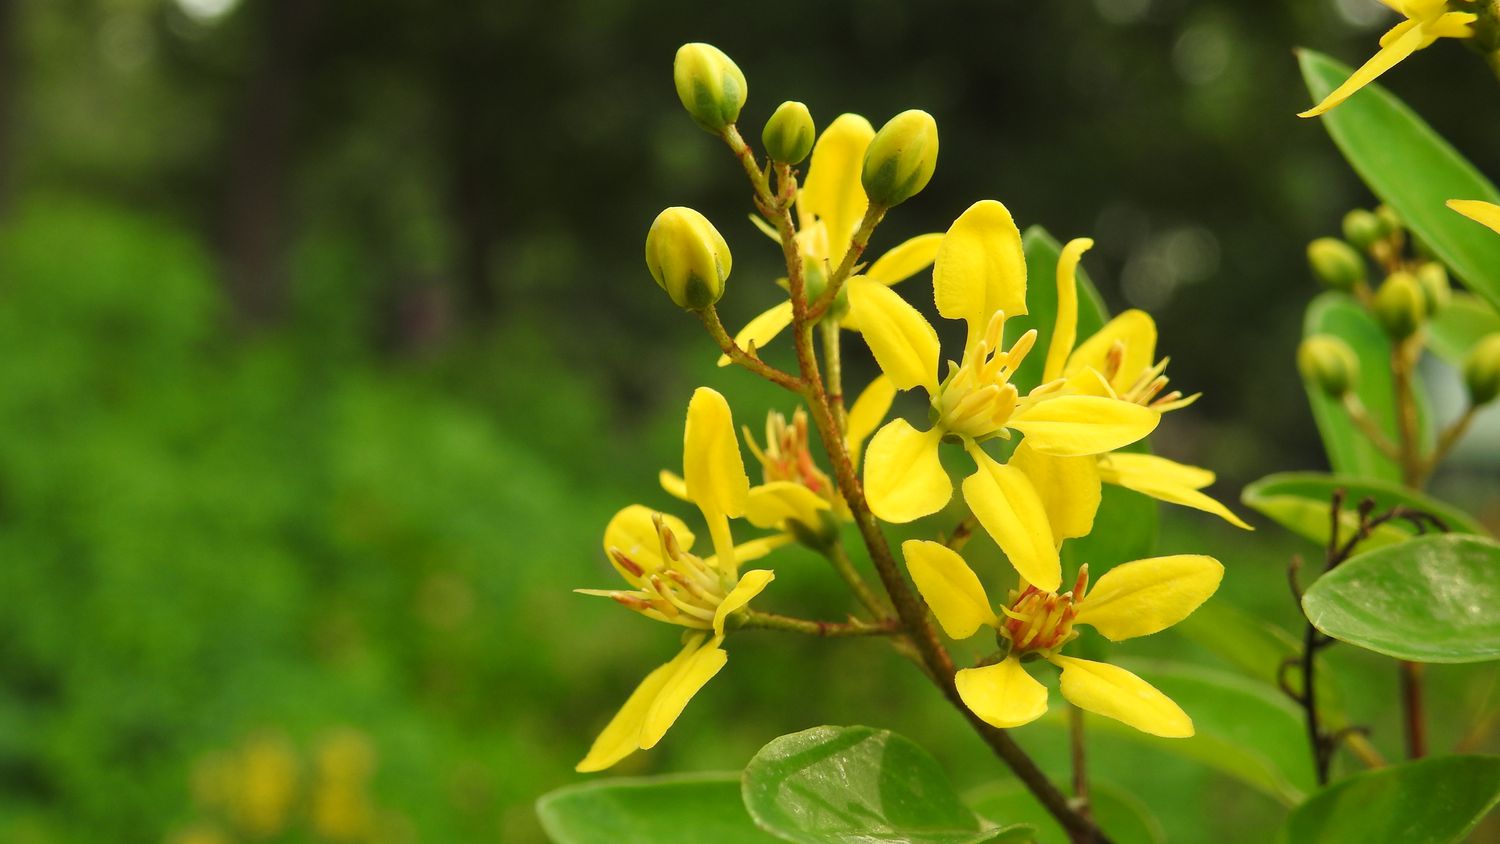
left=736, top=610, right=901, bottom=637
left=697, top=306, right=804, bottom=392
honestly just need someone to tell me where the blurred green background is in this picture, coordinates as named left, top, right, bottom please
left=0, top=0, right=1497, bottom=842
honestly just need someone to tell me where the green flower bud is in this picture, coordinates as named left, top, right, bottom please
left=673, top=43, right=747, bottom=133
left=1373, top=272, right=1426, bottom=339
left=861, top=109, right=938, bottom=208
left=762, top=101, right=815, bottom=165
left=1415, top=262, right=1451, bottom=316
left=1463, top=333, right=1500, bottom=405
left=1375, top=204, right=1403, bottom=238
left=1306, top=238, right=1366, bottom=290
left=645, top=207, right=731, bottom=310
left=1342, top=209, right=1384, bottom=251
left=1298, top=335, right=1359, bottom=398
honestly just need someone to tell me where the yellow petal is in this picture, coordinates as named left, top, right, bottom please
left=955, top=658, right=1049, bottom=729
left=658, top=470, right=690, bottom=501
left=1064, top=310, right=1157, bottom=395
left=1377, top=18, right=1420, bottom=49
left=1075, top=555, right=1224, bottom=640
left=684, top=387, right=750, bottom=520
left=717, top=302, right=794, bottom=367
left=846, top=280, right=941, bottom=393
left=867, top=233, right=943, bottom=287
left=712, top=569, right=775, bottom=635
left=846, top=375, right=896, bottom=463
left=801, top=114, right=874, bottom=265
left=1043, top=237, right=1093, bottom=384
left=706, top=534, right=793, bottom=571
left=744, top=481, right=831, bottom=530
left=1051, top=656, right=1193, bottom=738
left=863, top=419, right=951, bottom=523
left=901, top=539, right=997, bottom=639
left=640, top=635, right=729, bottom=748
left=933, top=200, right=1027, bottom=341
left=1449, top=199, right=1500, bottom=235
left=1009, top=441, right=1101, bottom=544
left=1426, top=11, right=1477, bottom=40
left=576, top=638, right=704, bottom=772
left=603, top=505, right=695, bottom=580
left=1298, top=23, right=1425, bottom=118
left=1008, top=396, right=1160, bottom=457
left=961, top=448, right=1061, bottom=591
left=1098, top=453, right=1252, bottom=530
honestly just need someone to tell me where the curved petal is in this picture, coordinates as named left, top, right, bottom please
left=603, top=505, right=694, bottom=581
left=658, top=470, right=690, bottom=501
left=1064, top=310, right=1157, bottom=395
left=640, top=635, right=729, bottom=748
left=955, top=658, right=1049, bottom=729
left=961, top=447, right=1061, bottom=591
left=1426, top=11, right=1477, bottom=40
left=1042, top=237, right=1094, bottom=383
left=717, top=302, right=794, bottom=367
left=1097, top=454, right=1251, bottom=530
left=712, top=569, right=775, bottom=635
left=576, top=637, right=705, bottom=772
left=745, top=481, right=830, bottom=530
left=1075, top=555, right=1224, bottom=641
left=801, top=114, right=874, bottom=264
left=685, top=387, right=750, bottom=520
left=846, top=281, right=941, bottom=393
left=1298, top=23, right=1425, bottom=118
left=1008, top=396, right=1159, bottom=457
left=902, top=539, right=997, bottom=639
left=1009, top=440, right=1101, bottom=544
left=867, top=233, right=943, bottom=287
left=706, top=534, right=793, bottom=571
left=1449, top=199, right=1500, bottom=235
left=934, top=200, right=1027, bottom=340
left=1051, top=656, right=1193, bottom=738
left=863, top=419, right=951, bottom=523
left=846, top=375, right=896, bottom=463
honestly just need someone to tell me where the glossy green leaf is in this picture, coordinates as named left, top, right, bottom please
left=1302, top=292, right=1431, bottom=483
left=1277, top=755, right=1500, bottom=844
left=1300, top=50, right=1500, bottom=312
left=537, top=773, right=780, bottom=844
left=968, top=781, right=1165, bottom=844
left=1428, top=293, right=1500, bottom=366
left=1009, top=226, right=1112, bottom=395
left=1242, top=471, right=1486, bottom=552
left=1303, top=534, right=1500, bottom=663
left=742, top=725, right=1030, bottom=844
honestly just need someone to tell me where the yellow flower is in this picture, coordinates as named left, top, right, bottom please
left=1300, top=0, right=1477, bottom=118
left=719, top=114, right=943, bottom=365
left=576, top=388, right=780, bottom=772
left=902, top=540, right=1222, bottom=736
left=854, top=199, right=1160, bottom=590
left=1449, top=199, right=1500, bottom=234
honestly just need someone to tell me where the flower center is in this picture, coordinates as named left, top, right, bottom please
left=746, top=408, right=832, bottom=498
left=604, top=515, right=729, bottom=629
left=935, top=311, right=1036, bottom=439
left=1000, top=568, right=1089, bottom=655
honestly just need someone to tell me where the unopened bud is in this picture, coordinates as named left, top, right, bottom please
left=762, top=101, right=815, bottom=165
left=1298, top=335, right=1359, bottom=398
left=673, top=43, right=747, bottom=133
left=1463, top=333, right=1500, bottom=405
left=1415, top=263, right=1451, bottom=316
left=1373, top=272, right=1426, bottom=339
left=1374, top=204, right=1403, bottom=238
left=1342, top=209, right=1384, bottom=251
left=1306, top=238, right=1366, bottom=290
left=645, top=207, right=731, bottom=310
left=861, top=109, right=938, bottom=208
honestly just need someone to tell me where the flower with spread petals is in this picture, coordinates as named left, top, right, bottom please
left=576, top=388, right=783, bottom=772
left=719, top=114, right=943, bottom=364
left=853, top=199, right=1160, bottom=590
left=902, top=540, right=1223, bottom=736
left=1300, top=0, right=1477, bottom=118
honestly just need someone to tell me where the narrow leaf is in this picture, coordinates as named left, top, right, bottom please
left=1242, top=471, right=1487, bottom=552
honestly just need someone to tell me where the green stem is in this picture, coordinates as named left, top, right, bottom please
left=808, top=204, right=885, bottom=321
left=697, top=306, right=803, bottom=392
left=821, top=319, right=847, bottom=431
left=823, top=542, right=891, bottom=621
left=737, top=610, right=901, bottom=637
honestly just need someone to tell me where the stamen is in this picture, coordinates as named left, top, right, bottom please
left=609, top=548, right=645, bottom=579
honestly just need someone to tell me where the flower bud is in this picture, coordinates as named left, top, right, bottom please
left=861, top=109, right=938, bottom=208
left=1373, top=272, right=1426, bottom=339
left=1342, top=209, right=1383, bottom=251
left=1415, top=262, right=1451, bottom=316
left=673, top=43, right=747, bottom=133
left=645, top=207, right=731, bottom=310
left=762, top=101, right=815, bottom=165
left=1375, top=204, right=1403, bottom=237
left=1298, top=335, right=1359, bottom=398
left=1306, top=238, right=1366, bottom=290
left=1463, top=333, right=1500, bottom=406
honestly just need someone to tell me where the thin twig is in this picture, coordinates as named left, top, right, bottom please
left=736, top=609, right=902, bottom=637
left=697, top=306, right=803, bottom=392
left=807, top=204, right=885, bottom=321
left=1069, top=705, right=1092, bottom=822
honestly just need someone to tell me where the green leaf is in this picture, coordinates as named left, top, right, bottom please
left=1299, top=49, right=1500, bottom=313
left=1063, top=474, right=1159, bottom=572
left=1010, top=226, right=1112, bottom=396
left=1302, top=534, right=1500, bottom=663
left=1428, top=293, right=1500, bottom=366
left=1302, top=292, right=1431, bottom=483
left=968, top=781, right=1165, bottom=844
left=537, top=773, right=781, bottom=844
left=1242, top=471, right=1487, bottom=552
left=742, top=725, right=1030, bottom=844
left=1172, top=600, right=1340, bottom=712
left=1278, top=755, right=1500, bottom=844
